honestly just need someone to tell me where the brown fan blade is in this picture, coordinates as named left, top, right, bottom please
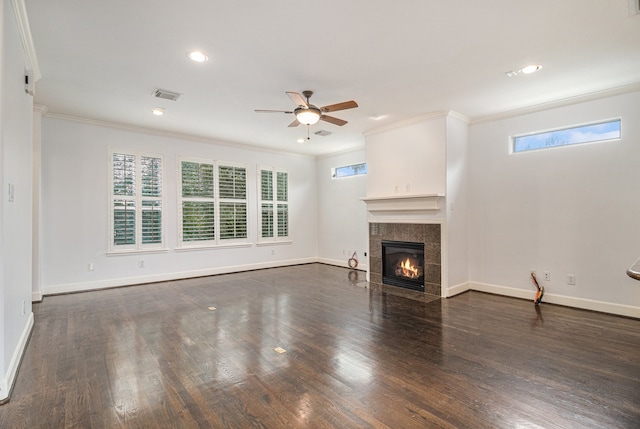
left=288, top=119, right=301, bottom=127
left=320, top=115, right=348, bottom=126
left=255, top=109, right=293, bottom=114
left=321, top=100, right=358, bottom=113
left=286, top=91, right=308, bottom=108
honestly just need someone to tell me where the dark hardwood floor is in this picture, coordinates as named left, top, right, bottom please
left=1, top=264, right=639, bottom=428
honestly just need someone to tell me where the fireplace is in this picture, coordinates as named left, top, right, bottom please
left=382, top=240, right=425, bottom=291
left=369, top=223, right=441, bottom=296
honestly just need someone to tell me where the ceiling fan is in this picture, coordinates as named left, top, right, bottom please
left=255, top=90, right=358, bottom=128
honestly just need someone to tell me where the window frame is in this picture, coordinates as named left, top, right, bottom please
left=108, top=148, right=166, bottom=254
left=258, top=166, right=290, bottom=243
left=217, top=163, right=249, bottom=242
left=331, top=162, right=368, bottom=179
left=511, top=118, right=622, bottom=154
left=177, top=156, right=249, bottom=249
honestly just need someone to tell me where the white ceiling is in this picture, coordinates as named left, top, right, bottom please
left=24, top=0, right=640, bottom=156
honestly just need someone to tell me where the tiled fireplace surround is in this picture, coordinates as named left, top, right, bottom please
left=369, top=222, right=441, bottom=296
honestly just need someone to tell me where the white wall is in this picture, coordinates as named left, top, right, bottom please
left=444, top=114, right=469, bottom=292
left=365, top=114, right=446, bottom=198
left=468, top=91, right=640, bottom=317
left=1, top=0, right=34, bottom=401
left=316, top=148, right=368, bottom=270
left=40, top=117, right=318, bottom=294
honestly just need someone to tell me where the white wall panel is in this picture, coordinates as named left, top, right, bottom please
left=316, top=149, right=368, bottom=270
left=1, top=0, right=34, bottom=401
left=468, top=91, right=640, bottom=313
left=40, top=117, right=318, bottom=294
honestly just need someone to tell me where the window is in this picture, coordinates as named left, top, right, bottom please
left=332, top=162, right=367, bottom=178
left=178, top=158, right=247, bottom=247
left=218, top=165, right=248, bottom=240
left=259, top=167, right=289, bottom=241
left=110, top=150, right=164, bottom=252
left=180, top=160, right=215, bottom=243
left=512, top=119, right=621, bottom=153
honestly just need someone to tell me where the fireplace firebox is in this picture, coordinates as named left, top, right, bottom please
left=382, top=240, right=425, bottom=291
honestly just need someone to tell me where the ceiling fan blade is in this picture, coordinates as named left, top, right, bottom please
left=255, top=109, right=293, bottom=114
left=321, top=100, right=358, bottom=113
left=288, top=119, right=301, bottom=127
left=320, top=115, right=347, bottom=126
left=286, top=91, right=308, bottom=108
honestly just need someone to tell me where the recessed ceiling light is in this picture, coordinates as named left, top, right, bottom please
left=520, top=64, right=542, bottom=74
left=371, top=114, right=386, bottom=121
left=151, top=107, right=165, bottom=116
left=187, top=50, right=209, bottom=63
left=297, top=138, right=305, bottom=143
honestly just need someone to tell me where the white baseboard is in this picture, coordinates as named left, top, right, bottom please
left=317, top=257, right=367, bottom=271
left=32, top=290, right=43, bottom=302
left=468, top=281, right=640, bottom=318
left=444, top=281, right=471, bottom=298
left=42, top=258, right=318, bottom=296
left=0, top=312, right=34, bottom=403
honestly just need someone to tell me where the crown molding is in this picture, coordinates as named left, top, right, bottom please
left=45, top=112, right=316, bottom=159
left=364, top=110, right=469, bottom=136
left=11, top=0, right=41, bottom=81
left=33, top=104, right=48, bottom=115
left=471, top=82, right=640, bottom=125
left=315, top=144, right=366, bottom=160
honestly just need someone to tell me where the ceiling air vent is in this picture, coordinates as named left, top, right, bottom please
left=153, top=88, right=182, bottom=102
left=631, top=0, right=640, bottom=15
left=314, top=130, right=332, bottom=137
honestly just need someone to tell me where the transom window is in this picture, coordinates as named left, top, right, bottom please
left=110, top=149, right=165, bottom=252
left=332, top=162, right=367, bottom=178
left=512, top=119, right=621, bottom=153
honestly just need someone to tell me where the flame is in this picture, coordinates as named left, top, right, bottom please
left=399, top=258, right=419, bottom=278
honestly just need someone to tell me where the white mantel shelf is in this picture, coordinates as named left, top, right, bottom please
left=361, top=194, right=444, bottom=212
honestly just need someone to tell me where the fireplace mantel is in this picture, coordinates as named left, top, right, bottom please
left=361, top=194, right=444, bottom=212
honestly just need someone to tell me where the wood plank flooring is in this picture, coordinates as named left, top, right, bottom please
left=1, top=263, right=639, bottom=428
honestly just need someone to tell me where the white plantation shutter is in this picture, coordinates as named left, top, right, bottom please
left=218, top=165, right=247, bottom=240
left=261, top=169, right=273, bottom=201
left=259, top=167, right=288, bottom=241
left=261, top=202, right=274, bottom=238
left=141, top=156, right=162, bottom=244
left=276, top=171, right=288, bottom=202
left=113, top=153, right=136, bottom=246
left=276, top=171, right=288, bottom=237
left=113, top=199, right=136, bottom=245
left=182, top=201, right=215, bottom=241
left=277, top=203, right=288, bottom=237
left=180, top=161, right=215, bottom=242
left=110, top=150, right=164, bottom=251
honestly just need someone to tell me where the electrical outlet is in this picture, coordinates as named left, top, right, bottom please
left=543, top=271, right=550, bottom=281
left=568, top=274, right=576, bottom=285
left=271, top=249, right=275, bottom=256
left=138, top=259, right=144, bottom=268
left=22, top=300, right=26, bottom=315
left=88, top=263, right=95, bottom=271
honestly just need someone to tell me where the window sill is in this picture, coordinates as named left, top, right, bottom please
left=106, top=248, right=169, bottom=256
left=175, top=242, right=254, bottom=252
left=256, top=240, right=293, bottom=246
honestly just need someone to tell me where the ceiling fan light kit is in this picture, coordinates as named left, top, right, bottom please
left=295, top=107, right=321, bottom=125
